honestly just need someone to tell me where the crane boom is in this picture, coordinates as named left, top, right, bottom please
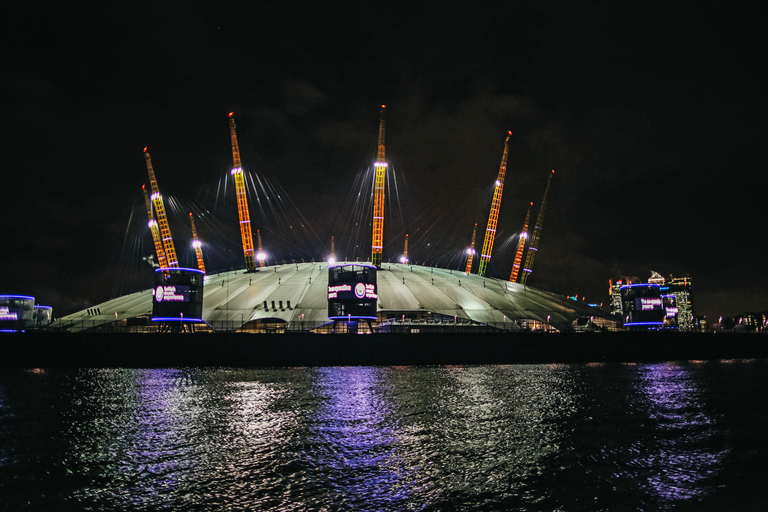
left=371, top=106, right=387, bottom=268
left=477, top=132, right=512, bottom=276
left=189, top=212, right=205, bottom=272
left=144, top=148, right=178, bottom=267
left=509, top=202, right=532, bottom=282
left=465, top=223, right=477, bottom=273
left=228, top=112, right=257, bottom=272
left=520, top=170, right=555, bottom=285
left=142, top=184, right=168, bottom=268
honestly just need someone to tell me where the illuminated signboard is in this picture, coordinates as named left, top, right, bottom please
left=327, top=283, right=378, bottom=300
left=637, top=297, right=662, bottom=311
left=154, top=285, right=191, bottom=303
left=0, top=306, right=18, bottom=321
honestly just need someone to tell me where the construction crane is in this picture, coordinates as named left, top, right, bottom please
left=142, top=184, right=168, bottom=269
left=371, top=105, right=387, bottom=268
left=144, top=148, right=178, bottom=267
left=401, top=234, right=409, bottom=264
left=189, top=212, right=205, bottom=273
left=228, top=112, right=257, bottom=272
left=465, top=223, right=477, bottom=273
left=256, top=229, right=266, bottom=267
left=477, top=132, right=512, bottom=276
left=520, top=170, right=555, bottom=285
left=509, top=202, right=532, bottom=282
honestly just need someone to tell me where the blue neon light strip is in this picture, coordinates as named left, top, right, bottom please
left=620, top=284, right=660, bottom=290
left=155, top=267, right=205, bottom=274
left=624, top=321, right=664, bottom=326
left=0, top=295, right=35, bottom=300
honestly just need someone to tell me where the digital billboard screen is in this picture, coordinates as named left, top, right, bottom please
left=327, top=264, right=378, bottom=320
left=152, top=268, right=204, bottom=322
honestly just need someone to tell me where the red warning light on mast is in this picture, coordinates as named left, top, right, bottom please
left=143, top=147, right=148, bottom=153
left=381, top=105, right=386, bottom=109
left=228, top=112, right=234, bottom=118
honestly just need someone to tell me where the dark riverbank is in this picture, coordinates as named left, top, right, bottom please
left=2, top=331, right=767, bottom=367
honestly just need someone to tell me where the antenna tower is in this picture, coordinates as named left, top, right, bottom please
left=520, top=170, right=555, bottom=285
left=142, top=184, right=168, bottom=268
left=189, top=212, right=205, bottom=272
left=228, top=112, right=257, bottom=271
left=465, top=223, right=477, bottom=273
left=371, top=105, right=387, bottom=268
left=144, top=148, right=178, bottom=267
left=256, top=229, right=266, bottom=267
left=477, top=132, right=512, bottom=276
left=509, top=202, right=532, bottom=282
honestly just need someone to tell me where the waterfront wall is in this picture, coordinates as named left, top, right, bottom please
left=3, top=332, right=767, bottom=367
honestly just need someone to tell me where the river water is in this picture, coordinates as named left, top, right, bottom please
left=0, top=361, right=766, bottom=511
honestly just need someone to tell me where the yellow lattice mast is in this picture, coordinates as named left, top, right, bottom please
left=256, top=229, right=266, bottom=267
left=401, top=233, right=409, bottom=264
left=521, top=170, right=555, bottom=285
left=477, top=132, right=512, bottom=276
left=465, top=223, right=477, bottom=273
left=142, top=184, right=168, bottom=268
left=371, top=105, right=387, bottom=268
left=228, top=112, right=256, bottom=272
left=189, top=212, right=205, bottom=273
left=329, top=236, right=336, bottom=264
left=144, top=147, right=178, bottom=267
left=509, top=202, right=533, bottom=282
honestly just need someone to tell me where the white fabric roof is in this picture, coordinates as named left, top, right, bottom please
left=55, top=262, right=606, bottom=332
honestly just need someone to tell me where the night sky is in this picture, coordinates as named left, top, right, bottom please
left=2, top=2, right=765, bottom=323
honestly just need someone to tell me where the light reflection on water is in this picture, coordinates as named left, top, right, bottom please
left=635, top=364, right=729, bottom=502
left=0, top=361, right=765, bottom=511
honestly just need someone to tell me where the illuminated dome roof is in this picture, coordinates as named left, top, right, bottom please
left=55, top=262, right=607, bottom=332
